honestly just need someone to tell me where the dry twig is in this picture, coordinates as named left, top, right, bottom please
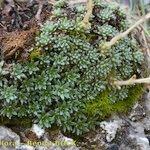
left=80, top=0, right=94, bottom=29
left=100, top=12, right=150, bottom=52
left=113, top=75, right=150, bottom=86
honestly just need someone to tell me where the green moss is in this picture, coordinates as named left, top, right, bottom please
left=85, top=91, right=112, bottom=119
left=112, top=84, right=145, bottom=113
left=29, top=48, right=43, bottom=60
left=85, top=84, right=145, bottom=119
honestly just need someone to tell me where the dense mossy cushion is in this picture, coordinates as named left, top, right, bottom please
left=0, top=0, right=144, bottom=135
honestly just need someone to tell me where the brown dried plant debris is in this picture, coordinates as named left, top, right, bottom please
left=1, top=27, right=37, bottom=61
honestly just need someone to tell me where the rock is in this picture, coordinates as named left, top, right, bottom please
left=100, top=117, right=123, bottom=142
left=35, top=142, right=62, bottom=150
left=128, top=135, right=150, bottom=150
left=64, top=147, right=79, bottom=150
left=98, top=112, right=150, bottom=150
left=137, top=137, right=149, bottom=150
left=36, top=146, right=61, bottom=150
left=129, top=103, right=146, bottom=122
left=31, top=124, right=45, bottom=139
left=144, top=92, right=150, bottom=112
left=16, top=144, right=35, bottom=150
left=45, top=143, right=62, bottom=150
left=76, top=92, right=150, bottom=149
left=35, top=146, right=47, bottom=150
left=24, top=129, right=78, bottom=150
left=41, top=132, right=49, bottom=141
left=55, top=133, right=79, bottom=150
left=146, top=136, right=150, bottom=145
left=79, top=129, right=107, bottom=150
left=0, top=126, right=20, bottom=150
left=108, top=144, right=119, bottom=150
left=24, top=137, right=62, bottom=150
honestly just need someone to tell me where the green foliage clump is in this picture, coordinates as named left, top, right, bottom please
left=0, top=0, right=145, bottom=135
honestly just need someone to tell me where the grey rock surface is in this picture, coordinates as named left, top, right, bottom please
left=102, top=92, right=150, bottom=150
left=16, top=144, right=35, bottom=150
left=0, top=126, right=20, bottom=150
left=35, top=144, right=62, bottom=150
left=35, top=133, right=79, bottom=150
left=80, top=92, right=150, bottom=150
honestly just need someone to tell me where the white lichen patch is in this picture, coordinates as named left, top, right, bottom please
left=31, top=124, right=45, bottom=138
left=100, top=118, right=123, bottom=142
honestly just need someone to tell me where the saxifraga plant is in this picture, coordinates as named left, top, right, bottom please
left=0, top=0, right=145, bottom=135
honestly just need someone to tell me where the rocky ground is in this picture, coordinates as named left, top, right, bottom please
left=0, top=125, right=79, bottom=150
left=78, top=91, right=150, bottom=150
left=0, top=91, right=149, bottom=150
